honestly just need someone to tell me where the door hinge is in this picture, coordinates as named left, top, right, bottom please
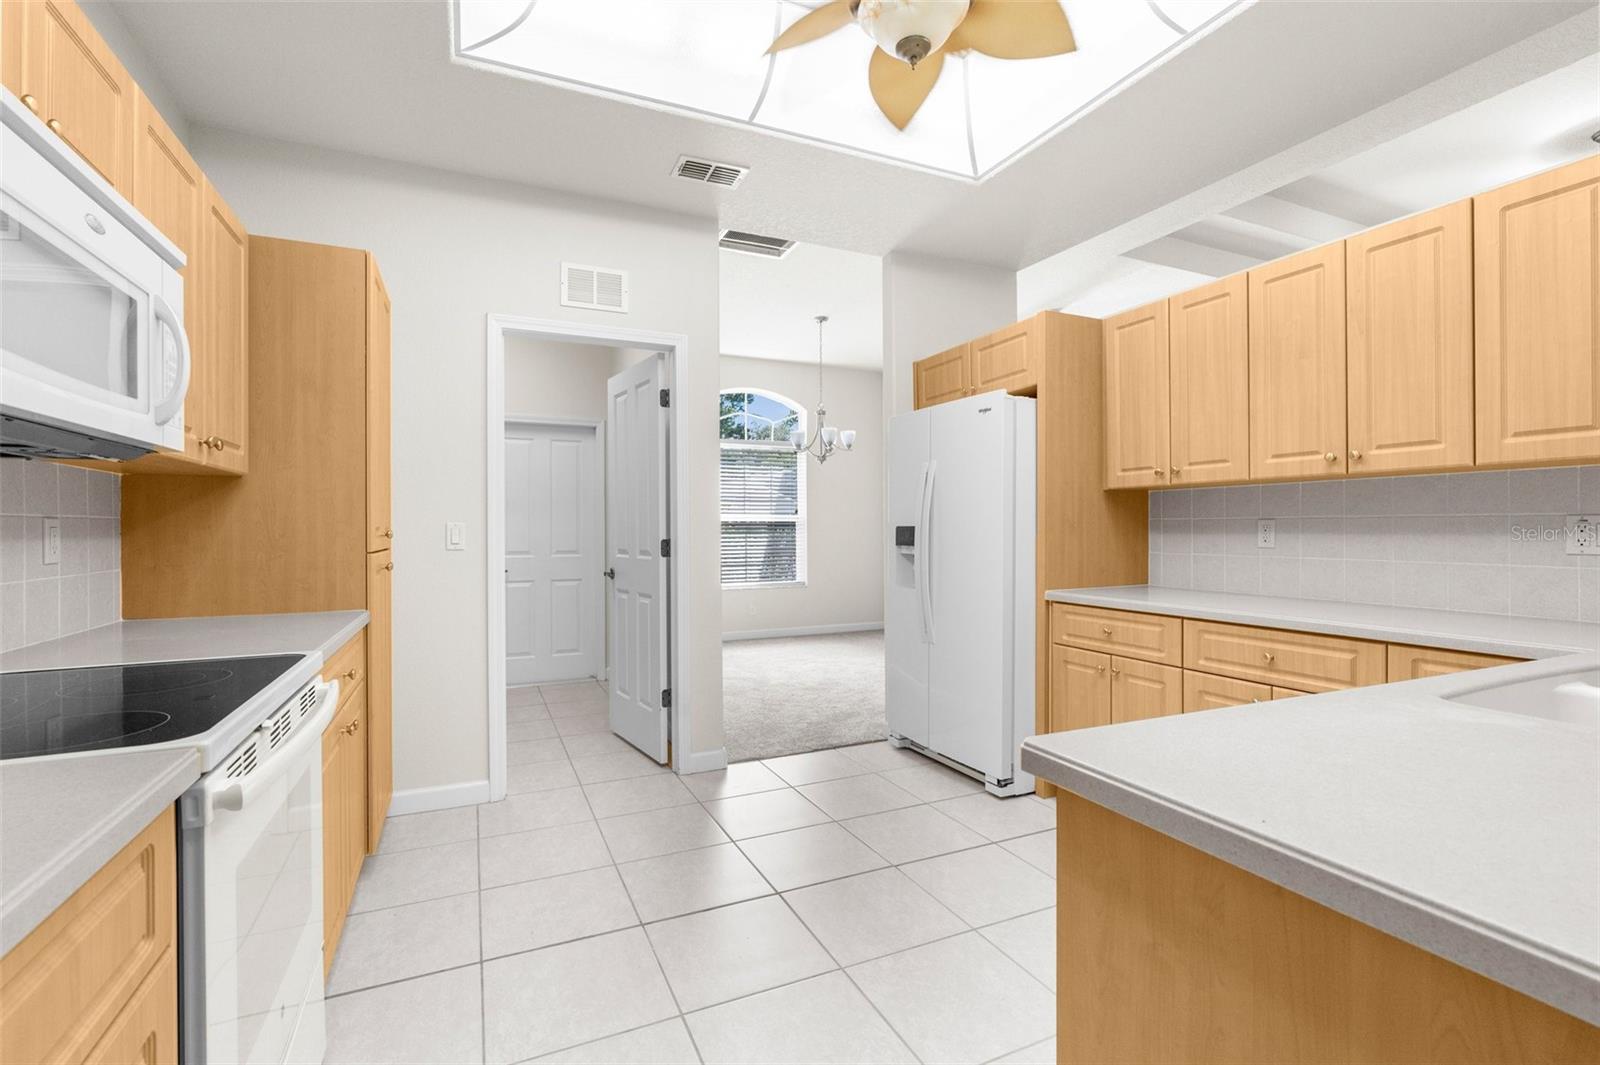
left=661, top=687, right=672, bottom=709
left=659, top=388, right=670, bottom=407
left=660, top=538, right=670, bottom=557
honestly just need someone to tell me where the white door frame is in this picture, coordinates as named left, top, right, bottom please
left=486, top=315, right=694, bottom=803
left=502, top=415, right=605, bottom=686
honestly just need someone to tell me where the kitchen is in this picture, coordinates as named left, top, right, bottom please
left=2, top=1, right=1599, bottom=1063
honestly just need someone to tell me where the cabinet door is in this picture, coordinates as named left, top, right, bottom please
left=1169, top=275, right=1249, bottom=485
left=1103, top=300, right=1170, bottom=488
left=199, top=183, right=249, bottom=473
left=1346, top=200, right=1474, bottom=475
left=1110, top=657, right=1183, bottom=723
left=1474, top=155, right=1600, bottom=467
left=129, top=91, right=209, bottom=466
left=971, top=320, right=1035, bottom=394
left=1049, top=645, right=1111, bottom=732
left=23, top=0, right=135, bottom=195
left=365, top=550, right=394, bottom=850
left=366, top=259, right=393, bottom=549
left=345, top=687, right=370, bottom=892
left=1386, top=644, right=1518, bottom=680
left=81, top=952, right=176, bottom=1065
left=913, top=343, right=971, bottom=408
left=1182, top=669, right=1271, bottom=712
left=321, top=715, right=348, bottom=977
left=1249, top=244, right=1347, bottom=481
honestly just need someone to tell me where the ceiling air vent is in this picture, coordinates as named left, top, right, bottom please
left=673, top=155, right=748, bottom=190
left=719, top=230, right=795, bottom=259
left=561, top=262, right=629, bottom=313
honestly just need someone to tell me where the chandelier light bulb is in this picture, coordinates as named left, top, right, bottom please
left=840, top=430, right=856, bottom=451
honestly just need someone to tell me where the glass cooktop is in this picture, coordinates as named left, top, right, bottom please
left=0, top=655, right=304, bottom=760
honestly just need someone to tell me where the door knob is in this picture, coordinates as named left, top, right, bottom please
left=604, top=568, right=616, bottom=580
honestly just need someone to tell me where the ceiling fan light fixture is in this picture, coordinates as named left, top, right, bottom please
left=856, top=0, right=971, bottom=67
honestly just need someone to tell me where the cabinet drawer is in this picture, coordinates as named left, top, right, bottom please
left=1, top=809, right=175, bottom=1065
left=1387, top=644, right=1519, bottom=681
left=1050, top=604, right=1181, bottom=665
left=321, top=628, right=368, bottom=702
left=1273, top=687, right=1312, bottom=700
left=82, top=950, right=176, bottom=1065
left=1183, top=619, right=1385, bottom=692
left=1182, top=670, right=1272, bottom=712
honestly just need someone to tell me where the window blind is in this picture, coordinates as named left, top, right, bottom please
left=720, top=444, right=805, bottom=584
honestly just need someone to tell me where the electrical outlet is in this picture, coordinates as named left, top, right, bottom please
left=445, top=522, right=466, bottom=551
left=1256, top=518, right=1276, bottom=549
left=1568, top=515, right=1600, bottom=556
left=41, top=518, right=60, bottom=565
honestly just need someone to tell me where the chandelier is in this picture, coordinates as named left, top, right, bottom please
left=789, top=315, right=856, bottom=464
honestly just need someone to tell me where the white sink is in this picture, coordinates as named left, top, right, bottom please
left=1446, top=666, right=1600, bottom=726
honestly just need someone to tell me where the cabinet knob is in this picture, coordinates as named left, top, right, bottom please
left=1350, top=449, right=1363, bottom=462
left=1111, top=667, right=1121, bottom=678
left=1100, top=625, right=1112, bottom=635
left=1152, top=467, right=1166, bottom=478
left=384, top=528, right=394, bottom=539
left=46, top=118, right=61, bottom=134
left=20, top=94, right=39, bottom=114
left=343, top=668, right=359, bottom=681
left=1096, top=665, right=1106, bottom=674
left=1170, top=466, right=1180, bottom=478
left=383, top=561, right=394, bottom=571
left=1324, top=452, right=1338, bottom=462
left=1263, top=651, right=1275, bottom=664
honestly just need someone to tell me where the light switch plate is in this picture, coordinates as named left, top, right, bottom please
left=446, top=521, right=466, bottom=551
left=1567, top=515, right=1600, bottom=555
left=41, top=518, right=61, bottom=565
left=1256, top=518, right=1276, bottom=549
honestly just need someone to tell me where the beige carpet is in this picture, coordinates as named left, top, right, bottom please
left=722, top=630, right=886, bottom=762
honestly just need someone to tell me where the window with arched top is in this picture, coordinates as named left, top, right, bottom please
left=719, top=389, right=807, bottom=586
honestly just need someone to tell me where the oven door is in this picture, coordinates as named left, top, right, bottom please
left=179, top=682, right=338, bottom=1065
left=0, top=110, right=189, bottom=457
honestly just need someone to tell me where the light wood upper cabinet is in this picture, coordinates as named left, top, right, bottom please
left=1249, top=243, right=1347, bottom=481
left=1346, top=200, right=1475, bottom=475
left=1103, top=300, right=1170, bottom=488
left=366, top=550, right=394, bottom=851
left=1050, top=644, right=1111, bottom=732
left=6, top=0, right=135, bottom=195
left=1474, top=154, right=1600, bottom=467
left=913, top=343, right=971, bottom=409
left=366, top=260, right=393, bottom=550
left=970, top=320, right=1036, bottom=394
left=1110, top=656, right=1182, bottom=723
left=1169, top=274, right=1249, bottom=485
left=197, top=182, right=249, bottom=473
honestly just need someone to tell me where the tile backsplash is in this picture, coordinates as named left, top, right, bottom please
left=1149, top=466, right=1600, bottom=623
left=0, top=458, right=121, bottom=652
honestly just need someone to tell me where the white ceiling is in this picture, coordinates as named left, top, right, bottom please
left=1026, top=50, right=1600, bottom=318
left=108, top=0, right=1593, bottom=271
left=720, top=243, right=884, bottom=370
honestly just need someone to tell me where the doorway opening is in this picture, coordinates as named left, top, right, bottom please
left=485, top=317, right=690, bottom=803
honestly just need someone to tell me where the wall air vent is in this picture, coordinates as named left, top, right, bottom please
left=560, top=262, right=629, bottom=313
left=673, top=155, right=748, bottom=189
left=718, top=230, right=795, bottom=259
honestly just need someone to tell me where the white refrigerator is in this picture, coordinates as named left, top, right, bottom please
left=886, top=390, right=1036, bottom=797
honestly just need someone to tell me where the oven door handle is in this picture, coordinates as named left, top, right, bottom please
left=204, top=678, right=339, bottom=821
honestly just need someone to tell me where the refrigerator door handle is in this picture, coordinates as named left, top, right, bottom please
left=919, top=460, right=936, bottom=644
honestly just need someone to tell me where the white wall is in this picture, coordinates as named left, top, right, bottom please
left=880, top=251, right=1018, bottom=420
left=191, top=129, right=725, bottom=795
left=719, top=355, right=884, bottom=639
left=79, top=1, right=192, bottom=146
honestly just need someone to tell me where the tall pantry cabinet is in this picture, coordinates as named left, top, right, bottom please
left=120, top=237, right=395, bottom=857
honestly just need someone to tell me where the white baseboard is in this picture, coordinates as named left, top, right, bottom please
left=721, top=622, right=883, bottom=642
left=678, top=747, right=729, bottom=775
left=387, top=779, right=491, bottom=816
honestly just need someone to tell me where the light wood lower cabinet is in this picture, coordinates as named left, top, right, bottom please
left=322, top=678, right=369, bottom=976
left=1273, top=686, right=1312, bottom=699
left=1050, top=645, right=1111, bottom=732
left=1183, top=669, right=1272, bottom=711
left=0, top=809, right=176, bottom=1065
left=1058, top=793, right=1600, bottom=1064
left=1110, top=657, right=1182, bottom=723
left=1048, top=602, right=1181, bottom=665
left=1183, top=618, right=1386, bottom=693
left=366, top=552, right=394, bottom=851
left=1388, top=644, right=1519, bottom=680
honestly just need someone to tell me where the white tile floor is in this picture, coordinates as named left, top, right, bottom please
left=325, top=680, right=1057, bottom=1064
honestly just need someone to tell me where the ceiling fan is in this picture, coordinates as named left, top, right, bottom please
left=767, top=0, right=1076, bottom=130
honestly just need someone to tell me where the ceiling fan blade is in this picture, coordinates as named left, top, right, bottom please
left=868, top=46, right=945, bottom=130
left=767, top=0, right=856, bottom=54
left=946, top=0, right=1075, bottom=60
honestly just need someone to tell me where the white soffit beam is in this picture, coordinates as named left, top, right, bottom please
left=1122, top=235, right=1260, bottom=278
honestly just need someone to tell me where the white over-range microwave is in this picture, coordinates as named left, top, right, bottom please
left=0, top=87, right=190, bottom=460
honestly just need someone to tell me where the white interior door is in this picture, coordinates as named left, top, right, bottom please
left=606, top=354, right=670, bottom=763
left=505, top=422, right=603, bottom=685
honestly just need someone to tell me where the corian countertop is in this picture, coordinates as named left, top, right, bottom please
left=1045, top=585, right=1598, bottom=659
left=1021, top=653, right=1600, bottom=1026
left=0, top=611, right=369, bottom=954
